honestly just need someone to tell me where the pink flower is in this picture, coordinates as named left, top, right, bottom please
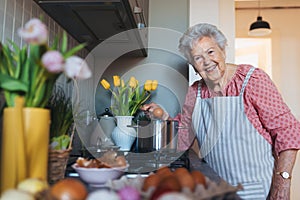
left=41, top=51, right=64, bottom=73
left=63, top=56, right=92, bottom=79
left=18, top=18, right=48, bottom=44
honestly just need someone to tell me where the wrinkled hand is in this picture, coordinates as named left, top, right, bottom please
left=141, top=103, right=169, bottom=120
left=268, top=176, right=291, bottom=200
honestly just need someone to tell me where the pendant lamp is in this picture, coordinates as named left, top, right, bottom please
left=248, top=0, right=272, bottom=36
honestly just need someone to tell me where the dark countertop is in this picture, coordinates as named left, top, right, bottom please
left=188, top=149, right=222, bottom=183
left=67, top=149, right=224, bottom=183
left=65, top=148, right=241, bottom=199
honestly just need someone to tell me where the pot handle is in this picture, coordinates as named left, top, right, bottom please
left=127, top=124, right=140, bottom=129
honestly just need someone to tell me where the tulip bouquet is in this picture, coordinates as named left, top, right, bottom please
left=100, top=76, right=158, bottom=116
left=0, top=18, right=91, bottom=108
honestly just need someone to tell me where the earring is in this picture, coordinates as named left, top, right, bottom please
left=195, top=72, right=198, bottom=75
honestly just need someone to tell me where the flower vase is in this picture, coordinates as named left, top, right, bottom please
left=23, top=108, right=51, bottom=181
left=0, top=97, right=27, bottom=193
left=111, top=116, right=136, bottom=151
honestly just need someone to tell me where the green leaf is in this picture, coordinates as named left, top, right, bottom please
left=63, top=43, right=86, bottom=58
left=0, top=74, right=28, bottom=92
left=61, top=32, right=68, bottom=53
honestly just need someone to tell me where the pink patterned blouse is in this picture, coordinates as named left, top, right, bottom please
left=175, top=64, right=300, bottom=156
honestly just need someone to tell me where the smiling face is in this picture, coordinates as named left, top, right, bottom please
left=191, top=36, right=227, bottom=85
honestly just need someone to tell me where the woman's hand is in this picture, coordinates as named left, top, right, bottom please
left=268, top=175, right=291, bottom=200
left=268, top=149, right=298, bottom=200
left=140, top=103, right=170, bottom=120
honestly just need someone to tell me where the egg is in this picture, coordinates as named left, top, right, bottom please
left=118, top=186, right=140, bottom=200
left=158, top=192, right=193, bottom=200
left=153, top=107, right=164, bottom=119
left=155, top=166, right=173, bottom=179
left=190, top=170, right=206, bottom=187
left=142, top=174, right=161, bottom=191
left=50, top=178, right=88, bottom=200
left=17, top=178, right=49, bottom=195
left=150, top=187, right=174, bottom=200
left=174, top=168, right=195, bottom=191
left=157, top=175, right=181, bottom=192
left=87, top=190, right=120, bottom=200
left=0, top=189, right=35, bottom=200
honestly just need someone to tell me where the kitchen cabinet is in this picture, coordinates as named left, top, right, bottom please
left=34, top=0, right=148, bottom=56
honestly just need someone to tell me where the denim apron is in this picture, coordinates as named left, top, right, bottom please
left=192, top=67, right=274, bottom=199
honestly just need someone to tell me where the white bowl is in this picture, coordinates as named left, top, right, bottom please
left=72, top=164, right=128, bottom=187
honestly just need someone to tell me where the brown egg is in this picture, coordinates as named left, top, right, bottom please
left=174, top=167, right=195, bottom=191
left=150, top=174, right=181, bottom=200
left=157, top=175, right=181, bottom=192
left=191, top=170, right=206, bottom=187
left=50, top=178, right=88, bottom=200
left=153, top=107, right=164, bottom=119
left=155, top=166, right=173, bottom=179
left=142, top=174, right=161, bottom=191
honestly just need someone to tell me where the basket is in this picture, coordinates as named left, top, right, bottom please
left=47, top=125, right=75, bottom=184
left=48, top=148, right=72, bottom=184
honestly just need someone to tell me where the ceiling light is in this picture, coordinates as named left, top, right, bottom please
left=248, top=0, right=272, bottom=36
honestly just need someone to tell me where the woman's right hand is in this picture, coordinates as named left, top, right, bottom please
left=140, top=103, right=170, bottom=120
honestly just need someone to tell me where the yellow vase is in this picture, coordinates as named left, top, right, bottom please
left=0, top=97, right=27, bottom=193
left=23, top=108, right=51, bottom=181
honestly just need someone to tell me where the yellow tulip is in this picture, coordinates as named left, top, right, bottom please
left=121, top=80, right=125, bottom=87
left=100, top=79, right=110, bottom=90
left=151, top=80, right=158, bottom=91
left=144, top=80, right=152, bottom=91
left=129, top=76, right=137, bottom=88
left=113, top=75, right=120, bottom=87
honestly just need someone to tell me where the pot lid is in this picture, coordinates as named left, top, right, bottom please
left=99, top=108, right=113, bottom=117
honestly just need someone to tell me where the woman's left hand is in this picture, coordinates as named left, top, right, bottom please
left=268, top=149, right=298, bottom=200
left=268, top=176, right=291, bottom=200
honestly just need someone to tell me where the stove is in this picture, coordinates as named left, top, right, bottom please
left=125, top=150, right=190, bottom=174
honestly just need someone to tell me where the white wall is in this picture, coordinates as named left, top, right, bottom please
left=236, top=7, right=300, bottom=200
left=236, top=8, right=300, bottom=119
left=189, top=0, right=235, bottom=62
left=188, top=0, right=235, bottom=84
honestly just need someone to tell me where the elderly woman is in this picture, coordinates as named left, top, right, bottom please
left=142, top=23, right=300, bottom=199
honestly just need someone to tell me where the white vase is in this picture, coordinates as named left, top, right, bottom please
left=111, top=116, right=136, bottom=151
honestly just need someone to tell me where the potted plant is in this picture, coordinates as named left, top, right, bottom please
left=100, top=76, right=158, bottom=151
left=0, top=18, right=92, bottom=191
left=47, top=86, right=74, bottom=184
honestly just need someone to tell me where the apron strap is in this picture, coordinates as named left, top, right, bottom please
left=239, top=67, right=255, bottom=96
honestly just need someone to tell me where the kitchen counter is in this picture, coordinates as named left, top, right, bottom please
left=188, top=149, right=222, bottom=183
left=67, top=149, right=227, bottom=184
left=66, top=148, right=241, bottom=199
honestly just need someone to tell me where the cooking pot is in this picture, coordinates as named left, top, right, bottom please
left=134, top=119, right=179, bottom=153
left=98, top=108, right=116, bottom=140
